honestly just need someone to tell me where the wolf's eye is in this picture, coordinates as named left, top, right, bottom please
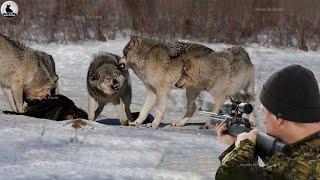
left=47, top=78, right=53, bottom=83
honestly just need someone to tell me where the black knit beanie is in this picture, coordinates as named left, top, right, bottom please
left=259, top=65, right=320, bottom=123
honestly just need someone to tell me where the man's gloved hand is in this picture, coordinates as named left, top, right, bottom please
left=215, top=121, right=237, bottom=145
left=235, top=129, right=258, bottom=147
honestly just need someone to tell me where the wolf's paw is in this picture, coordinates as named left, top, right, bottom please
left=88, top=114, right=95, bottom=121
left=17, top=107, right=24, bottom=113
left=171, top=121, right=185, bottom=127
left=147, top=122, right=159, bottom=129
left=120, top=120, right=128, bottom=126
left=128, top=120, right=142, bottom=127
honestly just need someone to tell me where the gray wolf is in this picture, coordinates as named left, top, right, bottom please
left=0, top=34, right=59, bottom=113
left=120, top=36, right=214, bottom=128
left=87, top=52, right=133, bottom=125
left=175, top=46, right=255, bottom=128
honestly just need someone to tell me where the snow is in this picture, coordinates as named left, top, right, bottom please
left=0, top=38, right=319, bottom=179
left=0, top=115, right=223, bottom=179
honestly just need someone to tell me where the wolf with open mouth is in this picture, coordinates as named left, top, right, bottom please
left=87, top=52, right=133, bottom=125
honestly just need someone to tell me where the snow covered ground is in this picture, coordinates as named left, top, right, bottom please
left=0, top=38, right=319, bottom=179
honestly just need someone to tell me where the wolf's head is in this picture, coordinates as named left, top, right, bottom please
left=25, top=52, right=59, bottom=100
left=97, top=66, right=125, bottom=95
left=90, top=62, right=126, bottom=95
left=175, top=59, right=197, bottom=89
left=120, top=36, right=152, bottom=70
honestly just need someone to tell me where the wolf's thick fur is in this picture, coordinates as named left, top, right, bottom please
left=120, top=36, right=214, bottom=128
left=175, top=46, right=256, bottom=127
left=87, top=52, right=133, bottom=125
left=0, top=35, right=59, bottom=113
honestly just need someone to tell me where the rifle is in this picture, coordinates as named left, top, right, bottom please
left=199, top=99, right=292, bottom=163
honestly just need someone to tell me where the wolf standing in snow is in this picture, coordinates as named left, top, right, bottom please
left=87, top=52, right=133, bottom=125
left=0, top=35, right=59, bottom=113
left=175, top=46, right=256, bottom=128
left=119, top=36, right=214, bottom=128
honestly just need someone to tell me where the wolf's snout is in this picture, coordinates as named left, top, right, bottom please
left=112, top=79, right=119, bottom=85
left=54, top=75, right=59, bottom=82
left=175, top=82, right=183, bottom=88
left=111, top=79, right=120, bottom=90
left=49, top=75, right=59, bottom=86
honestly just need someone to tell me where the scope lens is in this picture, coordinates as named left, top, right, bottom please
left=238, top=103, right=253, bottom=114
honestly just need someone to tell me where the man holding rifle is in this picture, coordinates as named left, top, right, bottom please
left=215, top=65, right=320, bottom=179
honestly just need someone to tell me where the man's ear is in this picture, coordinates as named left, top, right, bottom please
left=275, top=117, right=285, bottom=126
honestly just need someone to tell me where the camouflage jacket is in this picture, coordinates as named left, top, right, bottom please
left=216, top=131, right=320, bottom=180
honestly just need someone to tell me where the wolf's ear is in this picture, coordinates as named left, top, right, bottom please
left=89, top=78, right=98, bottom=86
left=89, top=74, right=99, bottom=85
left=117, top=58, right=128, bottom=71
left=130, top=36, right=141, bottom=47
left=117, top=63, right=126, bottom=70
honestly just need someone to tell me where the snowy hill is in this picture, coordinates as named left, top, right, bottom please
left=0, top=38, right=319, bottom=179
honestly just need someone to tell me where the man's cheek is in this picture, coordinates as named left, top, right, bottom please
left=265, top=124, right=271, bottom=134
left=263, top=115, right=267, bottom=125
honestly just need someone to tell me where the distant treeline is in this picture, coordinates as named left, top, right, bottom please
left=1, top=0, right=319, bottom=50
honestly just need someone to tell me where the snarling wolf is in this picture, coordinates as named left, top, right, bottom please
left=120, top=36, right=214, bottom=128
left=175, top=46, right=256, bottom=128
left=87, top=52, right=133, bottom=125
left=0, top=34, right=59, bottom=113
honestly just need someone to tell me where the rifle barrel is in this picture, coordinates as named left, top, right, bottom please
left=198, top=110, right=230, bottom=122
